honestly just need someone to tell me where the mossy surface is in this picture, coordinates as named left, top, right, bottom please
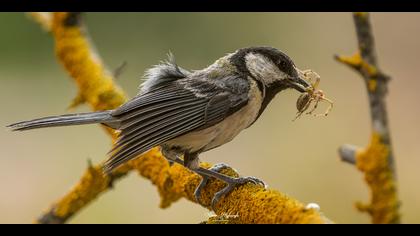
left=355, top=133, right=400, bottom=224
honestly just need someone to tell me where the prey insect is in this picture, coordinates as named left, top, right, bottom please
left=293, top=69, right=334, bottom=121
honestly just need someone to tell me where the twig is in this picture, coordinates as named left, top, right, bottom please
left=113, top=61, right=127, bottom=79
left=335, top=12, right=400, bottom=224
left=338, top=144, right=357, bottom=165
left=26, top=12, right=52, bottom=32
left=30, top=12, right=331, bottom=224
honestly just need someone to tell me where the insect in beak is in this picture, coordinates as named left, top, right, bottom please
left=292, top=69, right=334, bottom=121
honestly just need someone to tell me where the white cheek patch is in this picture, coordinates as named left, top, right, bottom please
left=245, top=53, right=288, bottom=85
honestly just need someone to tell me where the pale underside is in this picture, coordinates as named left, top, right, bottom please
left=163, top=78, right=262, bottom=155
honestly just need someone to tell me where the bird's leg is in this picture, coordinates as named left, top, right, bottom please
left=183, top=152, right=201, bottom=170
left=163, top=151, right=206, bottom=198
left=193, top=163, right=229, bottom=206
left=178, top=152, right=211, bottom=205
left=167, top=152, right=266, bottom=210
left=160, top=145, right=182, bottom=167
left=193, top=163, right=266, bottom=209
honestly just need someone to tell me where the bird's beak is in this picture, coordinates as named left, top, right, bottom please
left=287, top=69, right=311, bottom=93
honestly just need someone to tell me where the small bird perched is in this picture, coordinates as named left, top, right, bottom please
left=8, top=46, right=311, bottom=208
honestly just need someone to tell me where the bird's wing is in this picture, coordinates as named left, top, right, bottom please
left=103, top=75, right=250, bottom=172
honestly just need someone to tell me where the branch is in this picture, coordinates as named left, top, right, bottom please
left=26, top=12, right=52, bottom=32
left=31, top=12, right=331, bottom=224
left=335, top=12, right=400, bottom=224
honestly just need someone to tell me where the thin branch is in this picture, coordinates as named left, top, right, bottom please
left=335, top=12, right=400, bottom=224
left=30, top=12, right=332, bottom=224
left=50, top=12, right=127, bottom=138
left=339, top=144, right=359, bottom=165
left=26, top=12, right=52, bottom=32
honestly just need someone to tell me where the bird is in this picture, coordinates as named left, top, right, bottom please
left=8, top=46, right=311, bottom=208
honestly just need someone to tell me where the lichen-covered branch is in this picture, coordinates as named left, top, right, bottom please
left=335, top=12, right=400, bottom=224
left=51, top=12, right=127, bottom=138
left=39, top=148, right=330, bottom=224
left=31, top=12, right=331, bottom=224
left=34, top=12, right=134, bottom=224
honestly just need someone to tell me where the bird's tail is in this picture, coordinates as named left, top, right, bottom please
left=7, top=111, right=116, bottom=131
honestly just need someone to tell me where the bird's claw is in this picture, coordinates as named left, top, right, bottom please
left=194, top=163, right=266, bottom=210
left=194, top=175, right=209, bottom=205
left=194, top=163, right=230, bottom=205
left=210, top=176, right=266, bottom=209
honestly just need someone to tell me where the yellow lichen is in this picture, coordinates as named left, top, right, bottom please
left=336, top=52, right=362, bottom=68
left=363, top=63, right=378, bottom=77
left=354, top=12, right=368, bottom=19
left=53, top=164, right=110, bottom=218
left=368, top=79, right=377, bottom=92
left=47, top=146, right=329, bottom=223
left=51, top=13, right=126, bottom=137
left=132, top=148, right=327, bottom=224
left=201, top=213, right=241, bottom=224
left=336, top=52, right=378, bottom=77
left=355, top=132, right=400, bottom=223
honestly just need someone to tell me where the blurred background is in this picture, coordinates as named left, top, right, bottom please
left=1, top=13, right=419, bottom=224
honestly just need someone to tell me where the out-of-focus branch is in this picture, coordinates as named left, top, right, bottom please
left=335, top=12, right=400, bottom=224
left=34, top=12, right=133, bottom=224
left=26, top=12, right=52, bottom=32
left=30, top=12, right=331, bottom=224
left=51, top=12, right=127, bottom=138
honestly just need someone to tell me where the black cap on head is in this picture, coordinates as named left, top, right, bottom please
left=230, top=46, right=298, bottom=79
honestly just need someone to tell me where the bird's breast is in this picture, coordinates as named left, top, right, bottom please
left=164, top=79, right=263, bottom=153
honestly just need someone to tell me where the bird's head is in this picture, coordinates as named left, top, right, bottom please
left=229, top=46, right=311, bottom=93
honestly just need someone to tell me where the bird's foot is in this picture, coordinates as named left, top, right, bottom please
left=194, top=163, right=229, bottom=206
left=194, top=163, right=266, bottom=210
left=165, top=158, right=266, bottom=210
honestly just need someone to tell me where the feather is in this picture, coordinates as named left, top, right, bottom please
left=140, top=52, right=190, bottom=93
left=112, top=86, right=192, bottom=116
left=109, top=102, right=206, bottom=154
left=106, top=112, right=206, bottom=171
left=8, top=111, right=114, bottom=131
left=103, top=75, right=251, bottom=173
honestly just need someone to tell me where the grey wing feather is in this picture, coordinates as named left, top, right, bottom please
left=140, top=52, right=190, bottom=93
left=112, top=86, right=192, bottom=116
left=8, top=111, right=114, bottom=131
left=103, top=75, right=250, bottom=173
left=114, top=53, right=190, bottom=116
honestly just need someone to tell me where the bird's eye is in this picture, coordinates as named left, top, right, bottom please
left=279, top=60, right=287, bottom=69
